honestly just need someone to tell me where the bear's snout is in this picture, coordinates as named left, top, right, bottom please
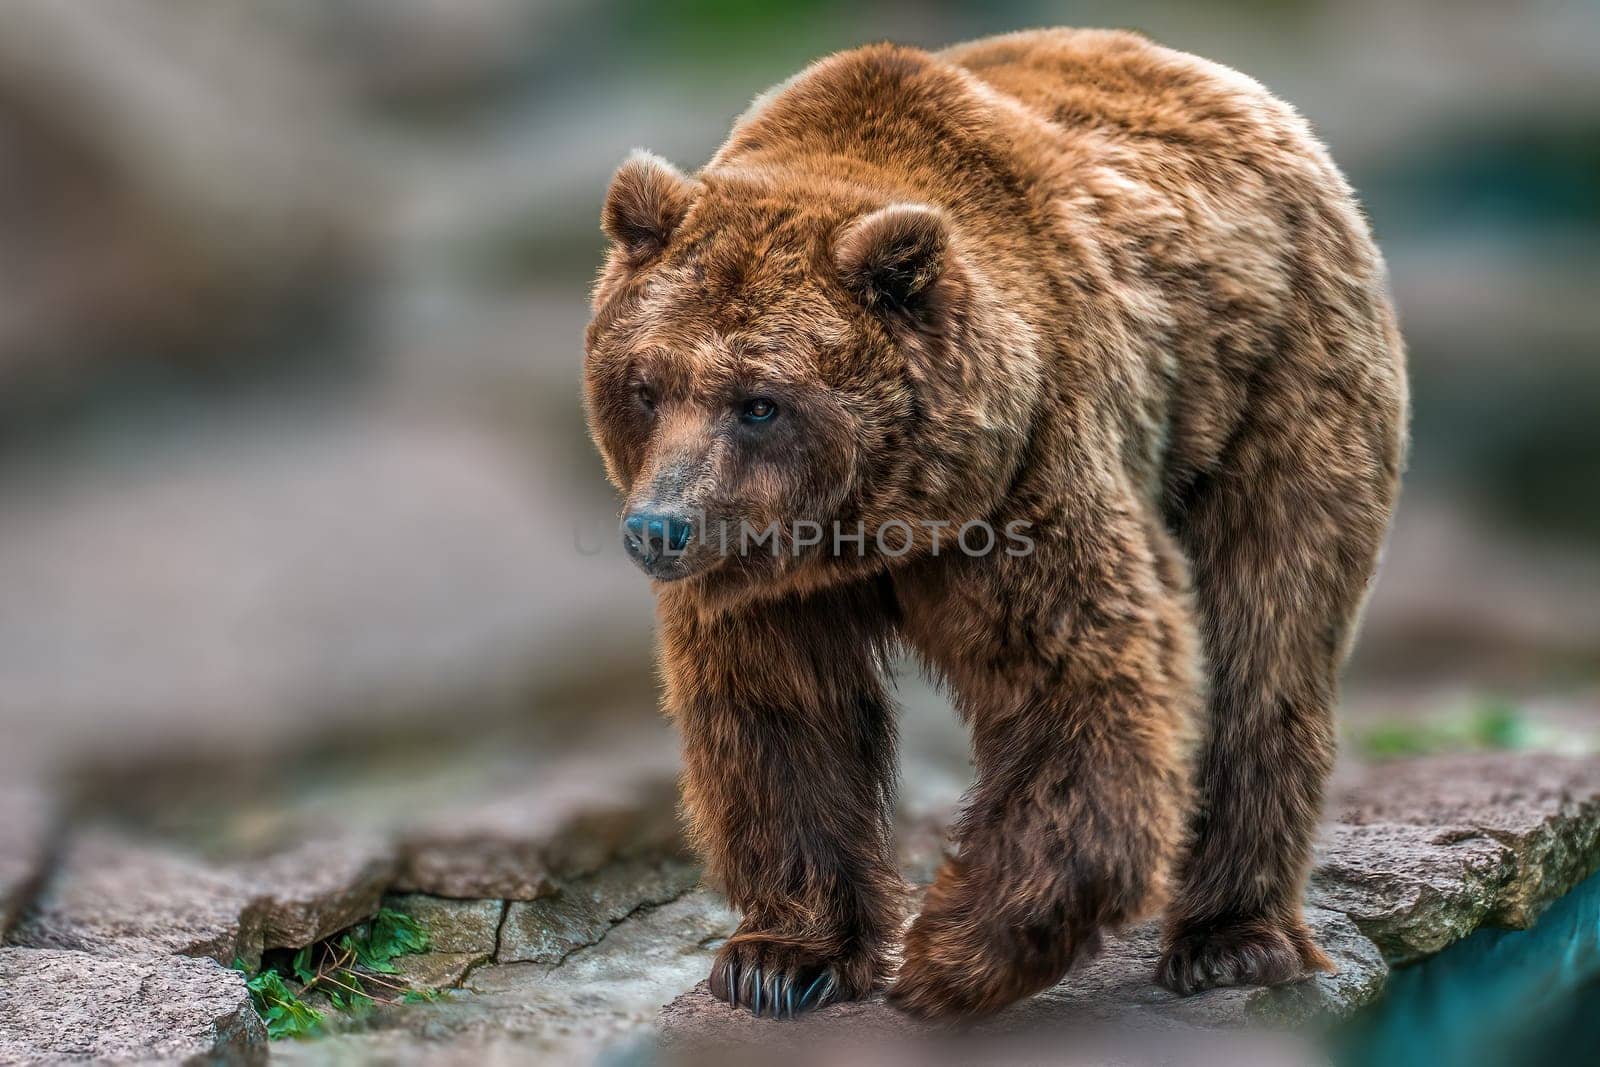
left=622, top=509, right=697, bottom=579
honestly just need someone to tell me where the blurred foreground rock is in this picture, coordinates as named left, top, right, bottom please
left=0, top=948, right=265, bottom=1065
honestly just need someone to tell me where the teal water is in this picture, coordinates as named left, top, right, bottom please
left=1337, top=868, right=1600, bottom=1066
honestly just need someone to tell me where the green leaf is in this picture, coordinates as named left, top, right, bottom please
left=242, top=968, right=324, bottom=1040
left=367, top=908, right=431, bottom=962
left=342, top=908, right=430, bottom=973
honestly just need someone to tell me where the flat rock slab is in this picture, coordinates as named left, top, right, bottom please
left=1314, top=753, right=1600, bottom=960
left=383, top=895, right=503, bottom=956
left=661, top=754, right=1600, bottom=1051
left=8, top=831, right=261, bottom=964
left=6, top=830, right=401, bottom=966
left=383, top=895, right=506, bottom=990
left=0, top=947, right=265, bottom=1065
left=657, top=906, right=1384, bottom=1059
left=396, top=745, right=683, bottom=900
left=252, top=836, right=399, bottom=951
left=498, top=857, right=700, bottom=964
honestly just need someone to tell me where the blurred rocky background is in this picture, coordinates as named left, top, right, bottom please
left=0, top=0, right=1597, bottom=1062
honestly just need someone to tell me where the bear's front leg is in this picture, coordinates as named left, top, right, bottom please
left=890, top=510, right=1201, bottom=1019
left=659, top=581, right=904, bottom=1018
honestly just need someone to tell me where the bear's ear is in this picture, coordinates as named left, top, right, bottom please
left=833, top=203, right=951, bottom=315
left=601, top=151, right=698, bottom=265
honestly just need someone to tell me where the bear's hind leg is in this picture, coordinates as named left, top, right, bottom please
left=660, top=581, right=903, bottom=1018
left=1158, top=341, right=1402, bottom=995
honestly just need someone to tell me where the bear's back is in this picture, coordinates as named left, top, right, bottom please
left=940, top=29, right=1328, bottom=187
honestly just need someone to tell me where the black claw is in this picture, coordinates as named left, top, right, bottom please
left=724, top=961, right=738, bottom=1008
left=785, top=982, right=796, bottom=1019
left=751, top=966, right=763, bottom=1017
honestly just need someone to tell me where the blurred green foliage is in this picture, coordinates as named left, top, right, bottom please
left=1353, top=699, right=1535, bottom=761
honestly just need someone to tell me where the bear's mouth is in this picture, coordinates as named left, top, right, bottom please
left=630, top=544, right=727, bottom=584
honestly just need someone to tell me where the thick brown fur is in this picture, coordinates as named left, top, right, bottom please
left=584, top=29, right=1406, bottom=1020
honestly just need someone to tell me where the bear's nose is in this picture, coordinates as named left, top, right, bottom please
left=622, top=510, right=695, bottom=572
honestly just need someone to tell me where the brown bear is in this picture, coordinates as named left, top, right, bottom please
left=583, top=28, right=1406, bottom=1020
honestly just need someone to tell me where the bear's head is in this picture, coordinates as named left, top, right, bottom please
left=584, top=151, right=1041, bottom=603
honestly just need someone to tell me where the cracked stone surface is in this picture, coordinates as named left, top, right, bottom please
left=497, top=856, right=700, bottom=964
left=659, top=754, right=1600, bottom=1050
left=272, top=887, right=737, bottom=1066
left=0, top=783, right=56, bottom=937
left=0, top=947, right=266, bottom=1065
left=384, top=895, right=505, bottom=989
left=385, top=895, right=503, bottom=956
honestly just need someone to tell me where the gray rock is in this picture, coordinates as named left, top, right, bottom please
left=396, top=951, right=489, bottom=992
left=497, top=858, right=700, bottom=964
left=7, top=831, right=260, bottom=965
left=0, top=947, right=266, bottom=1065
left=383, top=896, right=503, bottom=956
left=1313, top=753, right=1600, bottom=960
left=656, top=903, right=1387, bottom=1057
left=397, top=747, right=683, bottom=900
left=8, top=829, right=402, bottom=967
left=0, top=0, right=369, bottom=404
left=381, top=896, right=506, bottom=991
left=250, top=836, right=399, bottom=951
left=0, top=783, right=56, bottom=937
left=1309, top=822, right=1508, bottom=961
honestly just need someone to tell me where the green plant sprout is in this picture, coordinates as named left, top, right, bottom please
left=234, top=907, right=433, bottom=1040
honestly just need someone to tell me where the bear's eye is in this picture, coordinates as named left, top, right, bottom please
left=740, top=397, right=778, bottom=424
left=635, top=384, right=657, bottom=413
